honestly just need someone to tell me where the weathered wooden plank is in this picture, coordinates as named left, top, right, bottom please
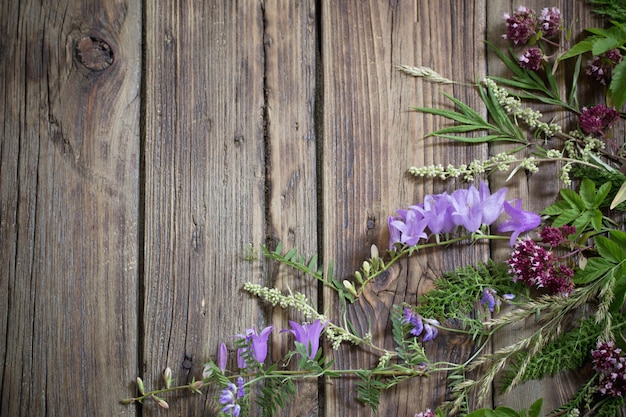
left=142, top=1, right=266, bottom=415
left=264, top=1, right=320, bottom=416
left=321, top=1, right=488, bottom=415
left=485, top=1, right=610, bottom=414
left=0, top=1, right=141, bottom=416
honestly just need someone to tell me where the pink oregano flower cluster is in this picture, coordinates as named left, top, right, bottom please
left=506, top=225, right=576, bottom=295
left=592, top=341, right=626, bottom=397
left=502, top=6, right=562, bottom=72
left=388, top=182, right=541, bottom=249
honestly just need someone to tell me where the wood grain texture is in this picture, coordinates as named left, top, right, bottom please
left=0, top=1, right=141, bottom=416
left=321, top=1, right=488, bottom=415
left=264, top=1, right=320, bottom=416
left=142, top=1, right=267, bottom=415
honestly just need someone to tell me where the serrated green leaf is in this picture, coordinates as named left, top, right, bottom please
left=592, top=36, right=624, bottom=55
left=559, top=39, right=595, bottom=61
left=610, top=58, right=626, bottom=109
left=609, top=229, right=626, bottom=248
left=591, top=209, right=604, bottom=231
left=541, top=200, right=572, bottom=216
left=575, top=257, right=615, bottom=284
left=560, top=188, right=586, bottom=211
left=580, top=179, right=598, bottom=209
left=595, top=181, right=613, bottom=207
left=552, top=208, right=582, bottom=227
left=595, top=235, right=626, bottom=263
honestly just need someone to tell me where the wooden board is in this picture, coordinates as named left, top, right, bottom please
left=320, top=1, right=489, bottom=415
left=0, top=1, right=141, bottom=416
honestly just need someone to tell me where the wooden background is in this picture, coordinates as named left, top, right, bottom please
left=0, top=1, right=615, bottom=416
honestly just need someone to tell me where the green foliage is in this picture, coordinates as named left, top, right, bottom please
left=486, top=41, right=576, bottom=111
left=501, top=317, right=602, bottom=390
left=466, top=398, right=542, bottom=417
left=411, top=82, right=526, bottom=144
left=571, top=165, right=626, bottom=210
left=255, top=366, right=297, bottom=417
left=391, top=304, right=429, bottom=365
left=559, top=20, right=626, bottom=108
left=416, top=261, right=523, bottom=336
left=541, top=178, right=613, bottom=232
left=589, top=0, right=626, bottom=23
left=261, top=243, right=352, bottom=304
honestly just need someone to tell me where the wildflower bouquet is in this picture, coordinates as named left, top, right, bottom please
left=123, top=3, right=626, bottom=417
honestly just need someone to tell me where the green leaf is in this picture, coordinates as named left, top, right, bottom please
left=595, top=182, right=613, bottom=207
left=595, top=235, right=626, bottom=263
left=591, top=209, right=604, bottom=231
left=579, top=179, right=598, bottom=209
left=552, top=207, right=582, bottom=227
left=558, top=39, right=595, bottom=61
left=609, top=229, right=626, bottom=248
left=540, top=200, right=572, bottom=216
left=575, top=257, right=615, bottom=284
left=610, top=58, right=626, bottom=109
left=528, top=398, right=543, bottom=417
left=560, top=188, right=586, bottom=211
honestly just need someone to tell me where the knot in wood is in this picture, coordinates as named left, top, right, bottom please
left=76, top=36, right=113, bottom=71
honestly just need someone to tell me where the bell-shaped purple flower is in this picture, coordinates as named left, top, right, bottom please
left=418, top=193, right=455, bottom=235
left=388, top=207, right=428, bottom=249
left=450, top=185, right=483, bottom=232
left=498, top=199, right=541, bottom=246
left=478, top=182, right=507, bottom=226
left=236, top=326, right=273, bottom=366
left=283, top=319, right=326, bottom=359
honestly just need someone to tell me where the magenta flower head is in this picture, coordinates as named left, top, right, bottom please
left=236, top=326, right=273, bottom=366
left=579, top=104, right=620, bottom=136
left=283, top=319, right=326, bottom=359
left=217, top=342, right=228, bottom=371
left=498, top=199, right=541, bottom=246
left=519, top=47, right=544, bottom=71
left=538, top=7, right=561, bottom=38
left=587, top=49, right=623, bottom=85
left=503, top=6, right=536, bottom=45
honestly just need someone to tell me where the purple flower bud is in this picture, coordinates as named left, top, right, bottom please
left=217, top=342, right=228, bottom=371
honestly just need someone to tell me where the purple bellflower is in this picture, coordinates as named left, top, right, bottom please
left=236, top=326, right=273, bottom=367
left=283, top=319, right=327, bottom=359
left=418, top=193, right=455, bottom=235
left=450, top=185, right=484, bottom=232
left=388, top=207, right=428, bottom=249
left=498, top=199, right=541, bottom=246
